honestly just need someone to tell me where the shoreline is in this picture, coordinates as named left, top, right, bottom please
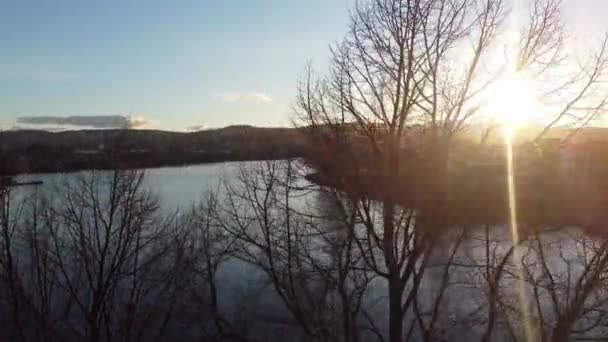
left=5, top=155, right=301, bottom=177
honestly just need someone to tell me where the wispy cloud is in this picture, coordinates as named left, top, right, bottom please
left=212, top=92, right=273, bottom=104
left=16, top=115, right=152, bottom=130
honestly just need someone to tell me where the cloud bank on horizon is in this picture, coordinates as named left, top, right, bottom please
left=16, top=115, right=153, bottom=130
left=187, top=124, right=208, bottom=132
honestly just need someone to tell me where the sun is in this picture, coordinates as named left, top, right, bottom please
left=484, top=71, right=540, bottom=129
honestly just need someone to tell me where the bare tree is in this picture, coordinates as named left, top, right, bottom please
left=214, top=159, right=380, bottom=342
left=29, top=170, right=180, bottom=341
left=0, top=181, right=30, bottom=340
left=171, top=191, right=252, bottom=341
left=296, top=1, right=506, bottom=340
left=0, top=170, right=262, bottom=342
left=293, top=1, right=608, bottom=341
left=517, top=230, right=608, bottom=342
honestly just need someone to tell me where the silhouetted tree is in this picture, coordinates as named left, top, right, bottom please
left=294, top=0, right=608, bottom=341
left=215, top=160, right=380, bottom=341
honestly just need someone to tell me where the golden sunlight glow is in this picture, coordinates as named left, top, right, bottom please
left=490, top=1, right=540, bottom=339
left=484, top=71, right=540, bottom=129
left=497, top=69, right=538, bottom=342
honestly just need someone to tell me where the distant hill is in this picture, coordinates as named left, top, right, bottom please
left=0, top=126, right=306, bottom=175
left=2, top=124, right=606, bottom=175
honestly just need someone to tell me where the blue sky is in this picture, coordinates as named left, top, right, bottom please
left=0, top=0, right=352, bottom=130
left=0, top=0, right=605, bottom=131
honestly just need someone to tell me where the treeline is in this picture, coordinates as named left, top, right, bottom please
left=0, top=126, right=306, bottom=175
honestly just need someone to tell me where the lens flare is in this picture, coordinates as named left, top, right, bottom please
left=485, top=72, right=540, bottom=129
left=504, top=105, right=537, bottom=341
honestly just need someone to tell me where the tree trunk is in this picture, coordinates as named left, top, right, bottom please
left=388, top=278, right=404, bottom=342
left=383, top=198, right=404, bottom=342
left=551, top=313, right=575, bottom=342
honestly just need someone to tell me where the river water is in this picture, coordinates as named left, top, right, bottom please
left=15, top=162, right=239, bottom=209
left=8, top=161, right=608, bottom=341
left=9, top=162, right=292, bottom=339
